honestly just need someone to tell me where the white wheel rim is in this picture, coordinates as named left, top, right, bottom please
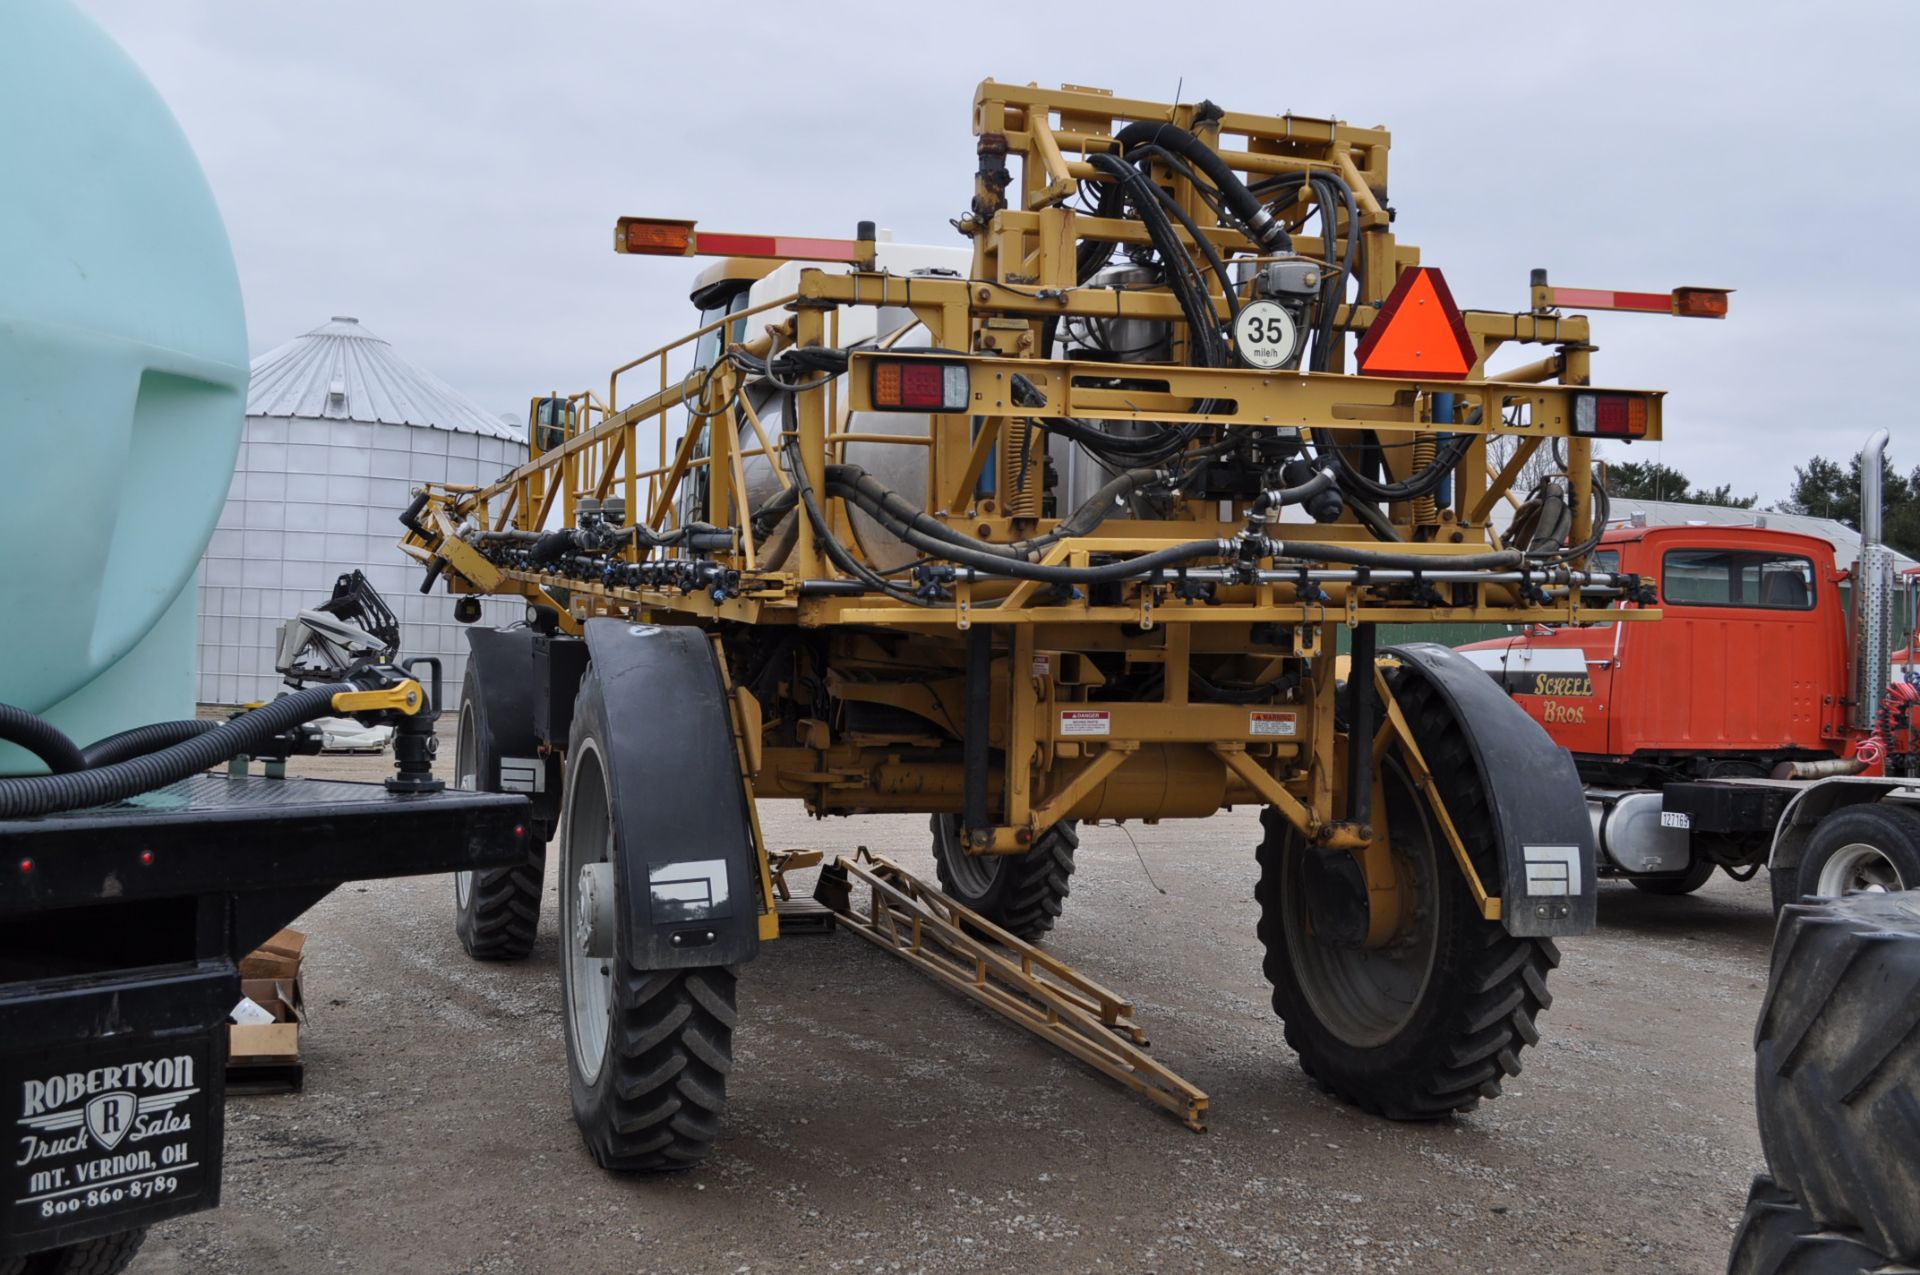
left=454, top=699, right=480, bottom=908
left=561, top=738, right=615, bottom=1084
left=1816, top=842, right=1906, bottom=897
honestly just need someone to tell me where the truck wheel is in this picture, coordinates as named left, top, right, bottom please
left=1256, top=673, right=1558, bottom=1119
left=1756, top=891, right=1920, bottom=1263
left=1627, top=855, right=1717, bottom=895
left=559, top=668, right=735, bottom=1171
left=929, top=814, right=1077, bottom=941
left=453, top=669, right=547, bottom=961
left=0, top=1229, right=146, bottom=1275
left=1795, top=804, right=1920, bottom=900
left=1727, top=1176, right=1898, bottom=1275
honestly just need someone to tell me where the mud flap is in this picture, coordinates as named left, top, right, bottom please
left=1386, top=643, right=1597, bottom=937
left=581, top=619, right=761, bottom=969
left=464, top=627, right=563, bottom=832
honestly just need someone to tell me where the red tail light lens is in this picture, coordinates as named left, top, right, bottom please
left=1573, top=393, right=1649, bottom=438
left=871, top=360, right=970, bottom=412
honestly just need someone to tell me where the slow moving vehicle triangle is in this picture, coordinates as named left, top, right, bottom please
left=1354, top=266, right=1476, bottom=379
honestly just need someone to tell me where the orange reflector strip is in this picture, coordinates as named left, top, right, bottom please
left=616, top=218, right=696, bottom=255
left=1549, top=285, right=1732, bottom=319
left=1672, top=287, right=1731, bottom=319
left=1355, top=267, right=1476, bottom=380
left=700, top=233, right=859, bottom=262
left=1550, top=287, right=1670, bottom=313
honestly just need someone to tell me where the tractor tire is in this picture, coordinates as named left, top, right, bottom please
left=1627, top=854, right=1717, bottom=896
left=1256, top=669, right=1558, bottom=1119
left=559, top=668, right=735, bottom=1172
left=1794, top=803, right=1920, bottom=901
left=929, top=814, right=1077, bottom=941
left=1755, top=891, right=1920, bottom=1262
left=0, top=1230, right=147, bottom=1275
left=1728, top=1176, right=1909, bottom=1275
left=452, top=669, right=547, bottom=961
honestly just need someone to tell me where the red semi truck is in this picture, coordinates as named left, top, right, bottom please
left=1461, top=430, right=1919, bottom=908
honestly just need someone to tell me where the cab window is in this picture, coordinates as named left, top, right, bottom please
left=1661, top=548, right=1816, bottom=610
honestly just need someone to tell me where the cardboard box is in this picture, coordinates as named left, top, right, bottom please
left=229, top=950, right=306, bottom=1093
left=228, top=977, right=303, bottom=1062
left=239, top=928, right=306, bottom=981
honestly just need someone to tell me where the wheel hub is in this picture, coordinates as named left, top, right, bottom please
left=576, top=861, right=616, bottom=959
left=1816, top=842, right=1906, bottom=897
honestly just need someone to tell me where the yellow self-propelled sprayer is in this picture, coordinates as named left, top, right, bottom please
left=401, top=80, right=1727, bottom=1170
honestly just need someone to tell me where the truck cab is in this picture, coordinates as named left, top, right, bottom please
left=1467, top=525, right=1850, bottom=770
left=1460, top=524, right=1856, bottom=891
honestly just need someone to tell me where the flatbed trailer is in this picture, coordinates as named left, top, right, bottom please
left=0, top=772, right=529, bottom=1271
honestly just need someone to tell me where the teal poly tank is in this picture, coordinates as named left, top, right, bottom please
left=0, top=0, right=248, bottom=770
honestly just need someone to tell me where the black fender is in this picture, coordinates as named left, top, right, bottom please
left=581, top=618, right=760, bottom=969
left=464, top=626, right=564, bottom=833
left=1386, top=643, right=1597, bottom=937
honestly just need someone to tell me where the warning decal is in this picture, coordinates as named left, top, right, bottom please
left=1249, top=711, right=1298, bottom=738
left=1059, top=710, right=1112, bottom=737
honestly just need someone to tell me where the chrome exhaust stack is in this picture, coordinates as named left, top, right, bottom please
left=1853, top=428, right=1893, bottom=732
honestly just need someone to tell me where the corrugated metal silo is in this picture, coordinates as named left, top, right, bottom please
left=198, top=316, right=524, bottom=705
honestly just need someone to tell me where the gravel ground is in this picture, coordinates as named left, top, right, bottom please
left=129, top=743, right=1774, bottom=1275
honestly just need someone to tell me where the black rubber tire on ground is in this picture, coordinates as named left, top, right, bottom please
left=452, top=668, right=547, bottom=961
left=0, top=1229, right=147, bottom=1275
left=1255, top=668, right=1559, bottom=1120
left=559, top=668, right=736, bottom=1172
left=1793, top=803, right=1920, bottom=902
left=1756, top=889, right=1920, bottom=1263
left=929, top=814, right=1077, bottom=942
left=1727, top=1175, right=1904, bottom=1275
left=1627, top=854, right=1718, bottom=896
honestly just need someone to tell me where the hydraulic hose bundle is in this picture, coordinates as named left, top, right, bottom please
left=0, top=686, right=347, bottom=818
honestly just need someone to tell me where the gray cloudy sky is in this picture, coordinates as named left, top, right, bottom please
left=76, top=0, right=1919, bottom=507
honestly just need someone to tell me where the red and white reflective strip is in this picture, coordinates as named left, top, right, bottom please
left=1546, top=287, right=1674, bottom=314
left=694, top=233, right=860, bottom=262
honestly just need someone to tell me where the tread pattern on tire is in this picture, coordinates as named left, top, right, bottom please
left=1255, top=669, right=1559, bottom=1120
left=456, top=848, right=546, bottom=961
left=930, top=815, right=1077, bottom=941
left=453, top=671, right=548, bottom=962
left=1756, top=890, right=1920, bottom=1263
left=584, top=966, right=737, bottom=1172
left=1728, top=1175, right=1911, bottom=1275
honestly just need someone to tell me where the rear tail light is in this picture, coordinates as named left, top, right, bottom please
left=871, top=359, right=971, bottom=412
left=1572, top=393, right=1649, bottom=438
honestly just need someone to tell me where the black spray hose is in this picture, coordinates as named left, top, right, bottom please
left=0, top=684, right=349, bottom=818
left=81, top=718, right=220, bottom=769
left=0, top=704, right=87, bottom=775
left=1114, top=120, right=1292, bottom=253
left=1248, top=468, right=1338, bottom=520
left=825, top=462, right=1163, bottom=562
left=821, top=456, right=1522, bottom=583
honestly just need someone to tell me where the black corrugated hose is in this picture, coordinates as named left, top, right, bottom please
left=0, top=704, right=87, bottom=774
left=82, top=718, right=220, bottom=768
left=0, top=684, right=348, bottom=818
